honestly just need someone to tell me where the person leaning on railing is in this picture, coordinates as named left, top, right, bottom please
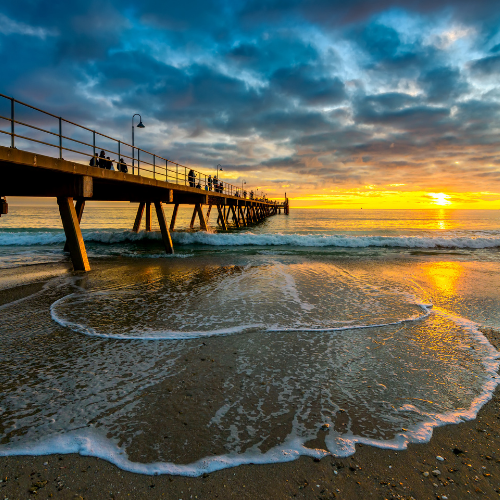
left=117, top=158, right=128, bottom=173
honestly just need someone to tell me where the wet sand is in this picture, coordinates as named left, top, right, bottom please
left=1, top=274, right=499, bottom=499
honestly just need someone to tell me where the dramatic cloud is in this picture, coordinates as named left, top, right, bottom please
left=1, top=0, right=500, bottom=204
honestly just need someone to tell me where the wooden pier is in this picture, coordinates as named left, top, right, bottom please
left=0, top=146, right=288, bottom=272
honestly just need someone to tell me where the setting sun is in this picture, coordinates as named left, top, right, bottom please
left=428, top=193, right=452, bottom=206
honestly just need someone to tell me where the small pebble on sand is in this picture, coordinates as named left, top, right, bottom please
left=423, top=471, right=429, bottom=477
left=432, top=469, right=441, bottom=476
left=436, top=456, right=445, bottom=461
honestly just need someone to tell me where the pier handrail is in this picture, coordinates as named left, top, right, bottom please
left=0, top=93, right=277, bottom=202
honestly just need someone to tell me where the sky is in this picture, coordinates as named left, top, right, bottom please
left=1, top=0, right=500, bottom=208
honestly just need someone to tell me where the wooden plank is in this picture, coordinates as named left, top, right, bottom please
left=170, top=203, right=179, bottom=231
left=196, top=203, right=208, bottom=231
left=133, top=202, right=145, bottom=232
left=64, top=199, right=85, bottom=252
left=145, top=202, right=152, bottom=231
left=154, top=202, right=174, bottom=254
left=190, top=206, right=197, bottom=229
left=57, top=196, right=90, bottom=272
left=217, top=204, right=227, bottom=230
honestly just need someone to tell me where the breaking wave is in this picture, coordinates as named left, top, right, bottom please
left=2, top=229, right=500, bottom=249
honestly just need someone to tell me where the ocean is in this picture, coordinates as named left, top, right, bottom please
left=1, top=205, right=499, bottom=475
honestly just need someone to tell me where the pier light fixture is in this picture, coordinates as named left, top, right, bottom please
left=132, top=113, right=145, bottom=173
left=216, top=163, right=223, bottom=179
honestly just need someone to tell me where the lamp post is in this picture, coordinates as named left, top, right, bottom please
left=216, top=164, right=223, bottom=193
left=132, top=113, right=145, bottom=175
left=241, top=180, right=246, bottom=197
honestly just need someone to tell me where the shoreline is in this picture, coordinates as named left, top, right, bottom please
left=1, top=262, right=499, bottom=499
left=0, top=325, right=498, bottom=499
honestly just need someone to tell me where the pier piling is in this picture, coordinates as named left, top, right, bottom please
left=57, top=196, right=90, bottom=272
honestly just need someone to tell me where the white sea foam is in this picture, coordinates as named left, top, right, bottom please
left=50, top=294, right=433, bottom=340
left=50, top=297, right=264, bottom=340
left=2, top=229, right=500, bottom=248
left=1, top=315, right=498, bottom=478
left=2, top=257, right=500, bottom=477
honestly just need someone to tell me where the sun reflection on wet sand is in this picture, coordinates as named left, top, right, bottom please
left=422, top=261, right=464, bottom=296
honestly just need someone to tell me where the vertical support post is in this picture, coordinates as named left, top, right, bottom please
left=118, top=141, right=120, bottom=166
left=59, top=117, right=62, bottom=159
left=166, top=160, right=168, bottom=182
left=153, top=155, right=156, bottom=179
left=93, top=130, right=96, bottom=161
left=196, top=203, right=208, bottom=231
left=238, top=205, right=247, bottom=226
left=57, top=197, right=90, bottom=272
left=217, top=204, right=227, bottom=230
left=154, top=202, right=174, bottom=255
left=145, top=202, right=152, bottom=231
left=64, top=199, right=85, bottom=252
left=190, top=206, right=197, bottom=229
left=230, top=205, right=240, bottom=228
left=170, top=203, right=179, bottom=231
left=138, top=150, right=140, bottom=175
left=184, top=167, right=187, bottom=186
left=10, top=98, right=14, bottom=148
left=133, top=202, right=145, bottom=232
left=176, top=164, right=178, bottom=185
left=206, top=204, right=212, bottom=219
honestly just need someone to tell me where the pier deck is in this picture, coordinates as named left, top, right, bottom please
left=0, top=95, right=289, bottom=272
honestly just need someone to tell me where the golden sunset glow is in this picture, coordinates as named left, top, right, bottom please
left=263, top=189, right=500, bottom=210
left=428, top=193, right=451, bottom=206
left=423, top=262, right=464, bottom=296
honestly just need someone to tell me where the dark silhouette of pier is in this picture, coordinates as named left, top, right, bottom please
left=0, top=94, right=289, bottom=271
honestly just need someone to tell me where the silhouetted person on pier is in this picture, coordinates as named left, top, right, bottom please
left=208, top=175, right=212, bottom=191
left=188, top=169, right=196, bottom=187
left=106, top=157, right=113, bottom=170
left=117, top=158, right=128, bottom=173
left=98, top=150, right=106, bottom=168
left=196, top=181, right=201, bottom=189
left=89, top=155, right=98, bottom=167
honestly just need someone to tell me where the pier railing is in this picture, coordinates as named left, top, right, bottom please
left=0, top=93, right=274, bottom=202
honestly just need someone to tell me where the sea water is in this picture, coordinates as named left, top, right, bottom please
left=0, top=205, right=499, bottom=475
